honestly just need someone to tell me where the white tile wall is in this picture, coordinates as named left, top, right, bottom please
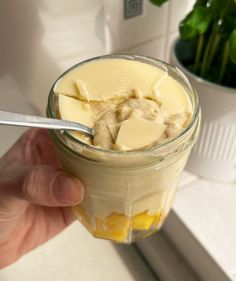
left=166, top=32, right=178, bottom=62
left=104, top=0, right=169, bottom=53
left=105, top=0, right=195, bottom=61
left=169, top=0, right=195, bottom=33
left=124, top=37, right=166, bottom=60
left=39, top=2, right=105, bottom=64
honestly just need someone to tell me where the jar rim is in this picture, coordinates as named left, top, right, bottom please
left=47, top=54, right=200, bottom=159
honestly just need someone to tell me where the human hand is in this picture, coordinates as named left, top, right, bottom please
left=0, top=129, right=84, bottom=269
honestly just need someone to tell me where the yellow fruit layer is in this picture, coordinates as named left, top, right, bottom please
left=73, top=206, right=162, bottom=242
left=94, top=211, right=162, bottom=242
left=132, top=211, right=161, bottom=230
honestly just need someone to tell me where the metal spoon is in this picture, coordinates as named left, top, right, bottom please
left=0, top=110, right=94, bottom=136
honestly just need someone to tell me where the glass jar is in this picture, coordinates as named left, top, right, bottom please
left=47, top=54, right=200, bottom=243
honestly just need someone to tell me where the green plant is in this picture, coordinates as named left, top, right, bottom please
left=149, top=0, right=236, bottom=87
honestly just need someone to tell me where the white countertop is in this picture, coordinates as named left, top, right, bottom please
left=1, top=223, right=157, bottom=281
left=135, top=171, right=236, bottom=281
left=169, top=173, right=236, bottom=281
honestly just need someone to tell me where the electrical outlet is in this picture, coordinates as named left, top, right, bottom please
left=124, top=0, right=143, bottom=19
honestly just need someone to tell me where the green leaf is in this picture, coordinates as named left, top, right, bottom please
left=229, top=28, right=236, bottom=63
left=148, top=0, right=169, bottom=7
left=179, top=7, right=212, bottom=40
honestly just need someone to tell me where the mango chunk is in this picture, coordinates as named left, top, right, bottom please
left=74, top=208, right=163, bottom=242
left=95, top=213, right=130, bottom=242
left=132, top=211, right=154, bottom=230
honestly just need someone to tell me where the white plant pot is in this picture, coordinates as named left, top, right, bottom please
left=170, top=38, right=236, bottom=182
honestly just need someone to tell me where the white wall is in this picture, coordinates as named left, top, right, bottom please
left=0, top=0, right=105, bottom=113
left=104, top=0, right=195, bottom=60
left=0, top=0, right=194, bottom=113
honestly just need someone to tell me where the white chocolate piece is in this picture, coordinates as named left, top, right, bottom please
left=55, top=78, right=78, bottom=98
left=115, top=116, right=167, bottom=150
left=75, top=79, right=91, bottom=101
left=58, top=94, right=93, bottom=127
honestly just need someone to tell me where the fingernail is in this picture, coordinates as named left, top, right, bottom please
left=53, top=175, right=84, bottom=205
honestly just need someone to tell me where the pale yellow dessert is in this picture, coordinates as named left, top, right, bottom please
left=53, top=58, right=193, bottom=242
left=56, top=59, right=192, bottom=149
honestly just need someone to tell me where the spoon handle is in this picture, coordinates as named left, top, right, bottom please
left=0, top=110, right=93, bottom=136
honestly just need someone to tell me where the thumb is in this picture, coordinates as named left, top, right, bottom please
left=20, top=165, right=84, bottom=206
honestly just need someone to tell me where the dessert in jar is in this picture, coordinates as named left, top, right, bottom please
left=47, top=55, right=200, bottom=243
